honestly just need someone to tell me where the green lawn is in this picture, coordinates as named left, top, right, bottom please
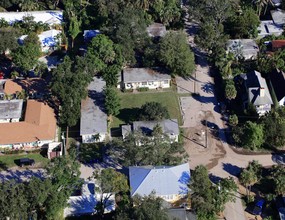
left=111, top=91, right=182, bottom=128
left=0, top=153, right=49, bottom=170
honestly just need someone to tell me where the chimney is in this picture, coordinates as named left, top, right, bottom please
left=260, top=87, right=265, bottom=97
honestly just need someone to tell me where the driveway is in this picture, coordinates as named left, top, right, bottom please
left=179, top=16, right=275, bottom=220
left=0, top=168, right=45, bottom=182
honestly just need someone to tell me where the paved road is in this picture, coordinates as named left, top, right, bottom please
left=180, top=14, right=276, bottom=220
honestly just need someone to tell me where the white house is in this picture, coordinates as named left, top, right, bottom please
left=270, top=69, right=285, bottom=106
left=0, top=10, right=63, bottom=26
left=258, top=20, right=284, bottom=38
left=119, top=68, right=171, bottom=90
left=122, top=119, right=180, bottom=143
left=0, top=100, right=57, bottom=148
left=129, top=163, right=190, bottom=203
left=226, top=39, right=259, bottom=60
left=19, top=29, right=62, bottom=52
left=239, top=71, right=273, bottom=116
left=80, top=77, right=108, bottom=143
left=0, top=99, right=23, bottom=123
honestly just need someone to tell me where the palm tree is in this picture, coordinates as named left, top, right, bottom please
left=252, top=0, right=273, bottom=16
left=240, top=169, right=258, bottom=201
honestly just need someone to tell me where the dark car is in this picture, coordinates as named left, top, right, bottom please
left=247, top=199, right=265, bottom=216
left=18, top=158, right=35, bottom=167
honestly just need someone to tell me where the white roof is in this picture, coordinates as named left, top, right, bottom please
left=258, top=20, right=284, bottom=37
left=0, top=11, right=63, bottom=25
left=227, top=39, right=259, bottom=60
left=19, top=29, right=61, bottom=48
left=271, top=10, right=285, bottom=27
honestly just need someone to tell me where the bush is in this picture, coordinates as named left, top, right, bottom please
left=2, top=149, right=25, bottom=155
left=123, top=88, right=133, bottom=93
left=137, top=87, right=149, bottom=92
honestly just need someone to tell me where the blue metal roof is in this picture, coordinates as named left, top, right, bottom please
left=129, top=163, right=190, bottom=197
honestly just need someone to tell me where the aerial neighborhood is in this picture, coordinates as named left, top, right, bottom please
left=0, top=0, right=285, bottom=220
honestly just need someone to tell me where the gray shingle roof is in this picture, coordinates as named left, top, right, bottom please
left=129, top=163, right=190, bottom=197
left=271, top=10, right=285, bottom=26
left=80, top=77, right=107, bottom=135
left=123, top=68, right=171, bottom=83
left=133, top=119, right=179, bottom=136
left=242, top=71, right=273, bottom=106
left=0, top=99, right=23, bottom=120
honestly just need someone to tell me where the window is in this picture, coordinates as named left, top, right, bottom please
left=126, top=83, right=132, bottom=88
left=142, top=82, right=147, bottom=86
left=148, top=81, right=154, bottom=85
left=164, top=80, right=169, bottom=84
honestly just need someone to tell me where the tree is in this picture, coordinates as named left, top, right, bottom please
left=241, top=121, right=265, bottom=150
left=253, top=0, right=273, bottom=16
left=139, top=102, right=169, bottom=121
left=12, top=32, right=41, bottom=73
left=106, top=8, right=149, bottom=64
left=51, top=56, right=93, bottom=147
left=225, top=81, right=237, bottom=100
left=262, top=107, right=285, bottom=147
left=239, top=160, right=262, bottom=200
left=109, top=132, right=186, bottom=166
left=229, top=114, right=239, bottom=126
left=104, top=86, right=120, bottom=117
left=93, top=168, right=129, bottom=219
left=19, top=0, right=40, bottom=11
left=272, top=165, right=285, bottom=195
left=159, top=31, right=195, bottom=77
left=68, top=16, right=81, bottom=48
left=0, top=27, right=19, bottom=54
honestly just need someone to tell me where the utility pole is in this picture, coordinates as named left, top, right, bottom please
left=205, top=120, right=208, bottom=148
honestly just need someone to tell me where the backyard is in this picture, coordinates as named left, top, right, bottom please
left=111, top=91, right=182, bottom=128
left=0, top=153, right=49, bottom=170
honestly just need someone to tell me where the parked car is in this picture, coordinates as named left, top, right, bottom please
left=247, top=199, right=265, bottom=216
left=18, top=158, right=35, bottom=167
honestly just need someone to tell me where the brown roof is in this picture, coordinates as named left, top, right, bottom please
left=4, top=79, right=22, bottom=95
left=0, top=100, right=57, bottom=145
left=272, top=40, right=285, bottom=49
left=4, top=78, right=49, bottom=96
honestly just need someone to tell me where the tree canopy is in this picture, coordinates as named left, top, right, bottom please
left=139, top=102, right=169, bottom=121
left=159, top=31, right=195, bottom=77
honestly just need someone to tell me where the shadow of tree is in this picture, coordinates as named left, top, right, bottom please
left=0, top=161, right=8, bottom=171
left=116, top=107, right=141, bottom=124
left=223, top=163, right=241, bottom=177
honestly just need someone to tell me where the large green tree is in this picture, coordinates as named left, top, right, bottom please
left=139, top=102, right=169, bottom=121
left=224, top=80, right=237, bottom=100
left=272, top=165, right=285, bottom=195
left=159, top=31, right=195, bottom=77
left=104, top=86, right=120, bottom=117
left=109, top=132, right=186, bottom=166
left=0, top=27, right=19, bottom=54
left=12, top=32, right=41, bottom=73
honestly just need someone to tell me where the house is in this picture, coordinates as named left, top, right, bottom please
left=272, top=40, right=285, bottom=51
left=146, top=23, right=167, bottom=38
left=0, top=100, right=57, bottom=148
left=83, top=30, right=100, bottom=42
left=0, top=10, right=63, bottom=26
left=270, top=69, right=285, bottom=106
left=167, top=209, right=197, bottom=220
left=1, top=78, right=49, bottom=99
left=19, top=29, right=62, bottom=52
left=226, top=39, right=259, bottom=60
left=64, top=181, right=115, bottom=217
left=258, top=20, right=284, bottom=38
left=129, top=163, right=190, bottom=203
left=80, top=77, right=108, bottom=143
left=0, top=99, right=23, bottom=123
left=119, top=68, right=171, bottom=90
left=122, top=119, right=180, bottom=142
left=271, top=10, right=285, bottom=27
left=239, top=70, right=273, bottom=115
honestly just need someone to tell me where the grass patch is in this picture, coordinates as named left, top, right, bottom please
left=0, top=153, right=49, bottom=170
left=112, top=91, right=181, bottom=128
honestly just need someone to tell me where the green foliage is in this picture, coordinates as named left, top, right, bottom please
left=137, top=87, right=149, bottom=92
left=190, top=165, right=237, bottom=218
left=272, top=165, right=285, bottom=195
left=0, top=27, right=19, bottom=53
left=12, top=32, right=41, bottom=72
left=0, top=156, right=81, bottom=219
left=225, top=7, right=260, bottom=38
left=159, top=31, right=195, bottom=77
left=224, top=80, right=237, bottom=100
left=229, top=114, right=239, bottom=126
left=109, top=133, right=186, bottom=166
left=235, top=121, right=265, bottom=150
left=104, top=86, right=121, bottom=116
left=139, top=102, right=169, bottom=121
left=261, top=107, right=285, bottom=147
left=68, top=16, right=81, bottom=48
left=51, top=56, right=93, bottom=127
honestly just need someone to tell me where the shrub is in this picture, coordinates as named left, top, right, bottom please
left=137, top=87, right=149, bottom=92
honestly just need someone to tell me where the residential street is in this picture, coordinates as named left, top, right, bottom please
left=180, top=19, right=275, bottom=220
